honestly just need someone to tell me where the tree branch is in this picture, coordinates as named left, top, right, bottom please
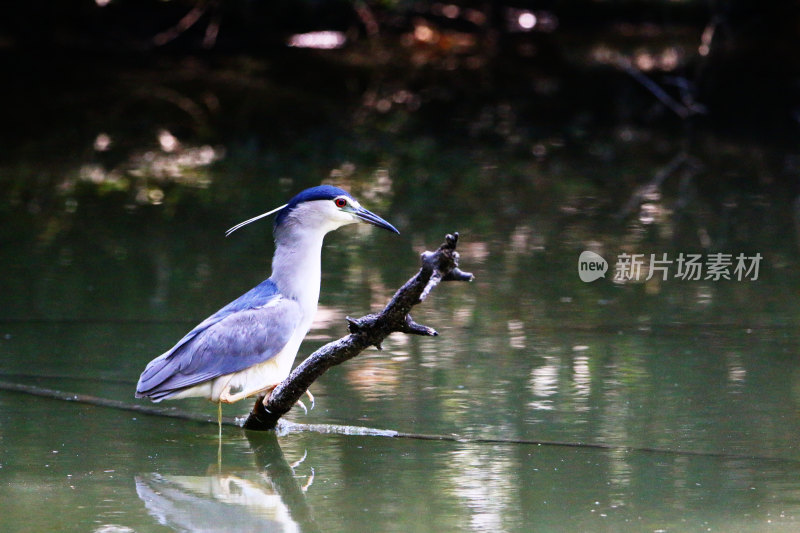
left=242, top=232, right=473, bottom=431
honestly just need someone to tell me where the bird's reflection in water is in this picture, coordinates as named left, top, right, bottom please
left=136, top=431, right=319, bottom=533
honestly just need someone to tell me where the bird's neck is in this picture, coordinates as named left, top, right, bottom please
left=269, top=224, right=327, bottom=315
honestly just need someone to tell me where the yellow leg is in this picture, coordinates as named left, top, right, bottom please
left=219, top=383, right=271, bottom=404
left=217, top=401, right=222, bottom=469
left=217, top=401, right=222, bottom=437
left=306, top=389, right=315, bottom=410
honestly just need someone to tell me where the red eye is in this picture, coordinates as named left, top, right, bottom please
left=334, top=197, right=348, bottom=208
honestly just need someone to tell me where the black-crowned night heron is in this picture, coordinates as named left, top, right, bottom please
left=135, top=185, right=399, bottom=419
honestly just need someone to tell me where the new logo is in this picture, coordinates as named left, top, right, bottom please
left=578, top=251, right=608, bottom=282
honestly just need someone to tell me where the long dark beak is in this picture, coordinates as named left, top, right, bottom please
left=353, top=206, right=400, bottom=234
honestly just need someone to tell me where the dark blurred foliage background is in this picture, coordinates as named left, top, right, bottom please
left=2, top=0, right=798, bottom=149
left=1, top=0, right=799, bottom=281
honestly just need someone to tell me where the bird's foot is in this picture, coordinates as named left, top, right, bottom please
left=295, top=389, right=315, bottom=415
left=306, top=389, right=315, bottom=411
left=222, top=384, right=273, bottom=404
left=297, top=399, right=308, bottom=415
left=219, top=389, right=246, bottom=404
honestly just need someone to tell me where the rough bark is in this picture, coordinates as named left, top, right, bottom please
left=242, top=232, right=473, bottom=431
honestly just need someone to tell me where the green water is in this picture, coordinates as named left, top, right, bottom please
left=2, top=34, right=800, bottom=532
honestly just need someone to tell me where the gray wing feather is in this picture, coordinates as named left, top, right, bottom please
left=136, top=297, right=302, bottom=399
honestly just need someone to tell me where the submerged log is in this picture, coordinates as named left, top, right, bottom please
left=242, top=232, right=473, bottom=431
